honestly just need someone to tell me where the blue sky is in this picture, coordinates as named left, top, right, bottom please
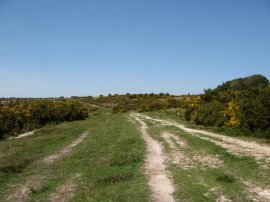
left=0, top=0, right=269, bottom=97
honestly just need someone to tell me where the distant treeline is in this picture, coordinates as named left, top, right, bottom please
left=72, top=93, right=184, bottom=113
left=70, top=74, right=270, bottom=138
left=184, top=75, right=270, bottom=138
left=106, top=74, right=270, bottom=138
left=112, top=94, right=183, bottom=113
left=0, top=100, right=88, bottom=138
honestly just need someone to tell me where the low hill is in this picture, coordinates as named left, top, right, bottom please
left=185, top=74, right=270, bottom=136
left=215, top=74, right=269, bottom=91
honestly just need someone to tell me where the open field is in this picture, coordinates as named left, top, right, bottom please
left=0, top=112, right=149, bottom=202
left=1, top=108, right=270, bottom=201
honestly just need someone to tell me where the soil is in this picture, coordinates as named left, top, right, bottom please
left=135, top=113, right=270, bottom=164
left=131, top=114, right=176, bottom=202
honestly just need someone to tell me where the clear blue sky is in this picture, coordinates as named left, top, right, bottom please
left=0, top=0, right=269, bottom=97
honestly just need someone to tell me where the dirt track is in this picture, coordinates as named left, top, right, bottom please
left=43, top=131, right=89, bottom=164
left=8, top=130, right=37, bottom=140
left=131, top=114, right=175, bottom=202
left=7, top=131, right=89, bottom=202
left=133, top=113, right=270, bottom=164
left=133, top=113, right=270, bottom=201
left=50, top=173, right=82, bottom=202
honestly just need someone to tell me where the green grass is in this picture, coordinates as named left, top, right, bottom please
left=2, top=110, right=269, bottom=201
left=0, top=120, right=90, bottom=188
left=0, top=113, right=149, bottom=202
left=143, top=114, right=270, bottom=201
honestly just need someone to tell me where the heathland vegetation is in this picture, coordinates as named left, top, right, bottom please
left=184, top=74, right=270, bottom=138
left=0, top=100, right=88, bottom=138
left=2, top=74, right=268, bottom=139
left=80, top=74, right=269, bottom=138
left=1, top=74, right=270, bottom=201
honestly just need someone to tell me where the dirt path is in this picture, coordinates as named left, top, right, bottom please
left=134, top=113, right=270, bottom=164
left=162, top=132, right=187, bottom=149
left=161, top=132, right=222, bottom=170
left=7, top=174, right=49, bottom=202
left=50, top=173, right=82, bottom=202
left=133, top=113, right=270, bottom=201
left=244, top=181, right=270, bottom=201
left=8, top=130, right=37, bottom=140
left=7, top=131, right=88, bottom=202
left=131, top=114, right=175, bottom=202
left=43, top=131, right=88, bottom=164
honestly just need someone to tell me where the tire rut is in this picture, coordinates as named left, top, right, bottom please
left=6, top=131, right=88, bottom=202
left=161, top=132, right=222, bottom=170
left=43, top=131, right=88, bottom=164
left=131, top=113, right=175, bottom=202
left=134, top=113, right=270, bottom=164
left=50, top=173, right=82, bottom=202
left=134, top=113, right=270, bottom=201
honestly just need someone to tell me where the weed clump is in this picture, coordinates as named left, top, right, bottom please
left=216, top=173, right=236, bottom=183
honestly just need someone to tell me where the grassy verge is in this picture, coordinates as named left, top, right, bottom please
left=143, top=116, right=270, bottom=201
left=0, top=113, right=149, bottom=201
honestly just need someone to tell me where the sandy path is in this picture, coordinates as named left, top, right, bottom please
left=134, top=113, right=270, bottom=201
left=43, top=131, right=88, bottom=164
left=7, top=175, right=48, bottom=202
left=161, top=132, right=222, bottom=170
left=162, top=132, right=187, bottom=149
left=244, top=181, right=270, bottom=201
left=7, top=131, right=88, bottom=202
left=134, top=113, right=270, bottom=164
left=8, top=130, right=37, bottom=140
left=131, top=114, right=175, bottom=202
left=50, top=173, right=82, bottom=202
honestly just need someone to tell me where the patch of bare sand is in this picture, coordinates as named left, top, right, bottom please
left=131, top=114, right=175, bottom=202
left=43, top=131, right=88, bottom=164
left=203, top=187, right=232, bottom=202
left=50, top=173, right=82, bottom=202
left=216, top=195, right=232, bottom=202
left=162, top=132, right=187, bottom=149
left=204, top=187, right=219, bottom=197
left=8, top=130, right=37, bottom=140
left=135, top=113, right=270, bottom=164
left=244, top=181, right=270, bottom=202
left=162, top=132, right=222, bottom=170
left=6, top=175, right=48, bottom=202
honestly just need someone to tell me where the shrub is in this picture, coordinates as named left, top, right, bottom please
left=0, top=100, right=88, bottom=138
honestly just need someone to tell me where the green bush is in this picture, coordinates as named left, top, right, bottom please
left=183, top=75, right=270, bottom=137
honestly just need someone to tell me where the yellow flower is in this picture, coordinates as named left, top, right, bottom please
left=223, top=101, right=241, bottom=128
